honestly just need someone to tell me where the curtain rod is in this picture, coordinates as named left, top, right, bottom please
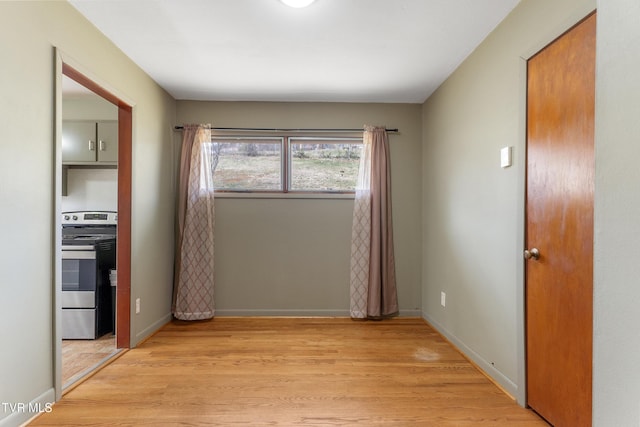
left=173, top=126, right=399, bottom=133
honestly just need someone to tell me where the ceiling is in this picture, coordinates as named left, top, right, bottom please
left=69, top=0, right=520, bottom=104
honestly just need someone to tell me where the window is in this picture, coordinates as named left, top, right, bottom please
left=289, top=138, right=362, bottom=192
left=209, top=137, right=283, bottom=191
left=209, top=135, right=362, bottom=194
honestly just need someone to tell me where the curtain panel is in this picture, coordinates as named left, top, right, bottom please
left=349, top=125, right=399, bottom=319
left=172, top=124, right=216, bottom=320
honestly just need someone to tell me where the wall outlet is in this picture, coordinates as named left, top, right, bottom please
left=440, top=291, right=446, bottom=308
left=135, top=298, right=141, bottom=314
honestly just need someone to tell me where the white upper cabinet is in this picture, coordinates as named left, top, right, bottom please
left=62, top=120, right=118, bottom=165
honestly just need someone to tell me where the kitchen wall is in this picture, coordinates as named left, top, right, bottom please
left=62, top=168, right=117, bottom=212
left=0, top=2, right=176, bottom=426
left=176, top=101, right=422, bottom=316
left=421, top=0, right=595, bottom=403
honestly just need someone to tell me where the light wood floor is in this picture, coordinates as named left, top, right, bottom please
left=62, top=333, right=117, bottom=388
left=33, top=318, right=546, bottom=426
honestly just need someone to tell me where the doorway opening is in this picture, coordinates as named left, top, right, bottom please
left=57, top=60, right=132, bottom=393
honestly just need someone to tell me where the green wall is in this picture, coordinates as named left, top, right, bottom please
left=176, top=101, right=423, bottom=316
left=421, top=0, right=595, bottom=402
left=0, top=3, right=175, bottom=425
left=593, top=0, right=640, bottom=424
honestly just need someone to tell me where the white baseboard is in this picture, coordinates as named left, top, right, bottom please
left=422, top=311, right=519, bottom=398
left=214, top=309, right=351, bottom=317
left=0, top=387, right=55, bottom=427
left=214, top=309, right=423, bottom=317
left=134, top=312, right=172, bottom=346
left=398, top=309, right=422, bottom=317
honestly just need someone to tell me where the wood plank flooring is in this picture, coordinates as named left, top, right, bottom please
left=32, top=317, right=546, bottom=426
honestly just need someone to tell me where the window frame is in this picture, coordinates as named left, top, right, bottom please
left=210, top=134, right=363, bottom=197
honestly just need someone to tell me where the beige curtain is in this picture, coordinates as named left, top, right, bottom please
left=350, top=125, right=398, bottom=319
left=172, top=124, right=215, bottom=320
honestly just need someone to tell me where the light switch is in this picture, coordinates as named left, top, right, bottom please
left=500, top=146, right=512, bottom=168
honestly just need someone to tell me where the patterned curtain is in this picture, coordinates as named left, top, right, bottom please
left=350, top=125, right=398, bottom=319
left=172, top=124, right=215, bottom=320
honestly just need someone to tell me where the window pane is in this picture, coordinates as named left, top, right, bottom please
left=289, top=139, right=362, bottom=192
left=209, top=138, right=282, bottom=191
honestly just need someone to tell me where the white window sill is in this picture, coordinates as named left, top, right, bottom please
left=213, top=192, right=355, bottom=200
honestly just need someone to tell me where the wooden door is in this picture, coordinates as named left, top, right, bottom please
left=526, top=13, right=596, bottom=427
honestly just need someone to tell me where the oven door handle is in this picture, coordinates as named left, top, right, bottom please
left=62, top=251, right=96, bottom=260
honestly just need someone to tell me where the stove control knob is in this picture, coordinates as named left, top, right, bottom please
left=64, top=215, right=70, bottom=220
left=72, top=215, right=78, bottom=221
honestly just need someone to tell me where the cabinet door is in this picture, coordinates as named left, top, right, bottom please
left=97, top=121, right=118, bottom=163
left=62, top=121, right=97, bottom=162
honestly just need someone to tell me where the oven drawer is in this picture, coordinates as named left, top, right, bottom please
left=62, top=308, right=96, bottom=339
left=62, top=291, right=95, bottom=308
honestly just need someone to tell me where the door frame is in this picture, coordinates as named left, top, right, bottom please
left=514, top=6, right=597, bottom=407
left=53, top=49, right=133, bottom=400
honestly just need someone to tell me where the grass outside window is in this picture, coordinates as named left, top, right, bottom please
left=209, top=136, right=362, bottom=194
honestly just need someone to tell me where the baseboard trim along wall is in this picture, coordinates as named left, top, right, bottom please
left=215, top=309, right=351, bottom=317
left=214, top=309, right=423, bottom=317
left=422, top=312, right=519, bottom=399
left=0, top=388, right=55, bottom=427
left=134, top=313, right=173, bottom=347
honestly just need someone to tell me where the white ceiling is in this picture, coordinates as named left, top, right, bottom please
left=69, top=0, right=520, bottom=104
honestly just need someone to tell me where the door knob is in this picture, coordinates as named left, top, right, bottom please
left=524, top=248, right=540, bottom=260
